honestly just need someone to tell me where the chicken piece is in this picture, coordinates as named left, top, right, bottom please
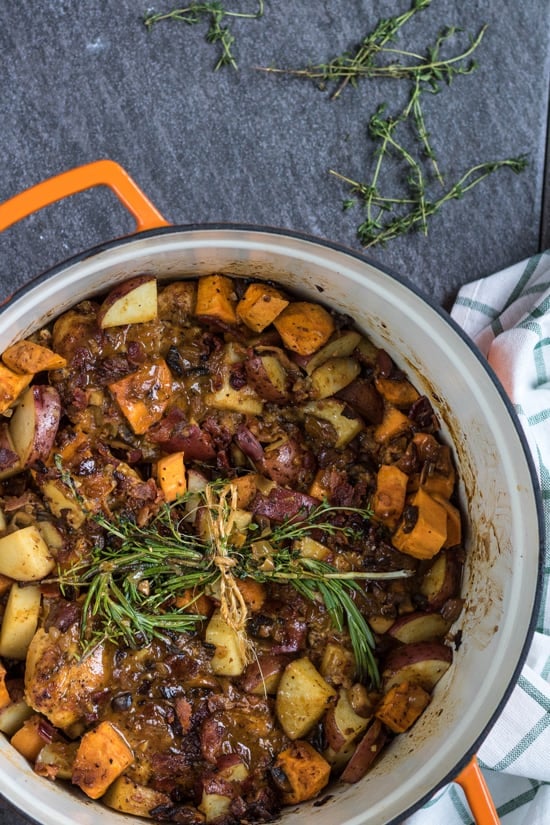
left=24, top=627, right=110, bottom=730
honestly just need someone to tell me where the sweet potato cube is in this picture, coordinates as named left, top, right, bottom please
left=421, top=462, right=456, bottom=500
left=433, top=495, right=462, bottom=548
left=273, top=740, right=331, bottom=804
left=235, top=578, right=266, bottom=612
left=174, top=589, right=213, bottom=617
left=108, top=359, right=173, bottom=435
left=195, top=274, right=238, bottom=326
left=157, top=451, right=186, bottom=501
left=373, top=465, right=408, bottom=527
left=375, top=680, right=431, bottom=733
left=0, top=364, right=32, bottom=414
left=72, top=721, right=134, bottom=799
left=273, top=302, right=335, bottom=356
left=10, top=714, right=48, bottom=761
left=374, top=375, right=420, bottom=408
left=392, top=489, right=447, bottom=560
left=0, top=663, right=11, bottom=710
left=373, top=406, right=411, bottom=443
left=2, top=341, right=67, bottom=374
left=236, top=283, right=289, bottom=332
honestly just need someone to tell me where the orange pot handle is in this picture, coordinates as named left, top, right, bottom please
left=455, top=756, right=500, bottom=824
left=0, top=160, right=170, bottom=233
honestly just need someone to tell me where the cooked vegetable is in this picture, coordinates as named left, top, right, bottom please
left=102, top=775, right=171, bottom=817
left=275, top=657, right=336, bottom=740
left=236, top=283, right=289, bottom=332
left=382, top=641, right=453, bottom=692
left=302, top=398, right=364, bottom=448
left=205, top=609, right=247, bottom=676
left=8, top=385, right=61, bottom=468
left=10, top=714, right=48, bottom=761
left=310, top=356, right=361, bottom=399
left=0, top=273, right=466, bottom=821
left=0, top=701, right=34, bottom=736
left=97, top=275, right=158, bottom=328
left=340, top=720, right=387, bottom=783
left=374, top=374, right=420, bottom=408
left=392, top=488, right=448, bottom=559
left=273, top=301, right=335, bottom=355
left=0, top=527, right=54, bottom=582
left=0, top=663, right=11, bottom=710
left=272, top=741, right=331, bottom=804
left=195, top=273, right=238, bottom=325
left=156, top=450, right=187, bottom=501
left=72, top=720, right=134, bottom=799
left=372, top=464, right=408, bottom=527
left=2, top=340, right=67, bottom=374
left=108, top=359, right=173, bottom=434
left=323, top=687, right=371, bottom=753
left=375, top=680, right=431, bottom=733
left=387, top=611, right=452, bottom=644
left=0, top=584, right=41, bottom=659
left=373, top=405, right=411, bottom=443
left=0, top=363, right=32, bottom=414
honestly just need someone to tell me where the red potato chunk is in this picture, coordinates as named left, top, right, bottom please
left=339, top=720, right=387, bottom=783
left=9, top=385, right=61, bottom=468
left=382, top=641, right=453, bottom=692
left=244, top=353, right=291, bottom=403
left=387, top=611, right=452, bottom=644
left=97, top=275, right=158, bottom=328
left=259, top=438, right=317, bottom=488
left=420, top=549, right=463, bottom=609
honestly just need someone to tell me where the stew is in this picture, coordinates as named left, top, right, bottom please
left=0, top=273, right=464, bottom=823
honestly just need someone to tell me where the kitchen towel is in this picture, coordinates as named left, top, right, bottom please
left=405, top=248, right=550, bottom=825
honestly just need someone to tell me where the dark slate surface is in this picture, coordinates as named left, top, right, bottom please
left=0, top=1, right=548, bottom=823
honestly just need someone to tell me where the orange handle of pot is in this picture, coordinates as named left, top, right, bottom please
left=0, top=159, right=170, bottom=233
left=455, top=756, right=500, bottom=824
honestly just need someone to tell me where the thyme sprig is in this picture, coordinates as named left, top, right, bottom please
left=331, top=154, right=528, bottom=248
left=144, top=1, right=264, bottom=70
left=258, top=0, right=527, bottom=247
left=258, top=1, right=484, bottom=101
left=57, top=479, right=412, bottom=685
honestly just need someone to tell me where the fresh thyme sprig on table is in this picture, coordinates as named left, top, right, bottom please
left=258, top=1, right=484, bottom=101
left=144, top=1, right=264, bottom=70
left=56, top=478, right=413, bottom=686
left=258, top=0, right=528, bottom=248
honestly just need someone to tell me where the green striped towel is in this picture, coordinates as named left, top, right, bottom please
left=405, top=249, right=550, bottom=824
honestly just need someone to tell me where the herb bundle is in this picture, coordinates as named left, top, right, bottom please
left=144, top=1, right=264, bottom=70
left=57, top=479, right=413, bottom=686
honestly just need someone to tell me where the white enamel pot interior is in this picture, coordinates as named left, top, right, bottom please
left=0, top=225, right=543, bottom=825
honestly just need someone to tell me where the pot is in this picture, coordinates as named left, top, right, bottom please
left=0, top=161, right=543, bottom=825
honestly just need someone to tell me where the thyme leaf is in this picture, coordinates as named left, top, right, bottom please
left=144, top=1, right=264, bottom=70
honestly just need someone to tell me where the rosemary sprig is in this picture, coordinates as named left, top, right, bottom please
left=56, top=480, right=412, bottom=685
left=144, top=1, right=264, bottom=70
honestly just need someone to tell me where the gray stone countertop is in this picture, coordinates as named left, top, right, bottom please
left=0, top=1, right=549, bottom=823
